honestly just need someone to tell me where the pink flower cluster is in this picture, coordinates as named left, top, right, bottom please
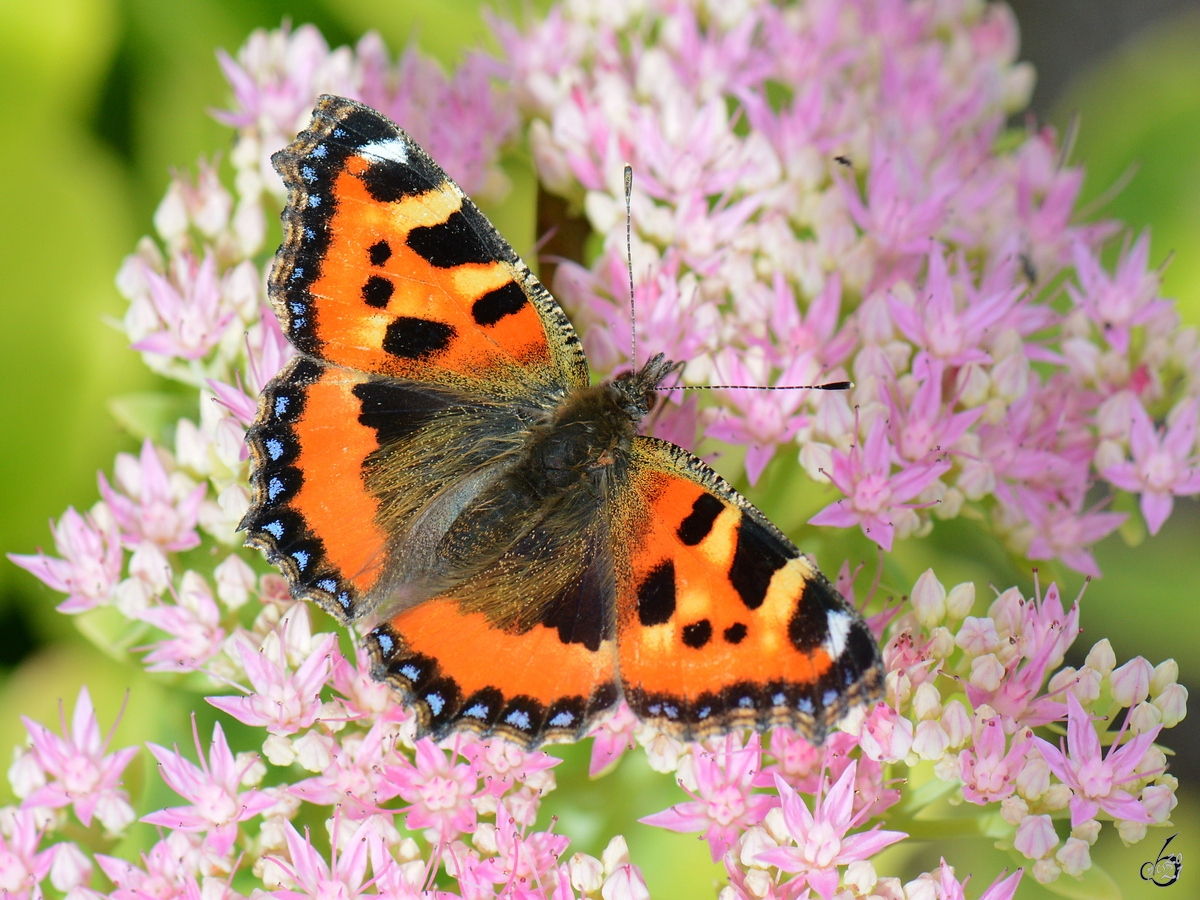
left=6, top=2, right=1190, bottom=899
left=497, top=0, right=1200, bottom=572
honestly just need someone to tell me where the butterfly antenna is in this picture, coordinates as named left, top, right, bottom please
left=676, top=380, right=853, bottom=392
left=624, top=164, right=636, bottom=368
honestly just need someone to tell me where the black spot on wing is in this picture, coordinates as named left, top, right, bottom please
left=637, top=561, right=676, bottom=626
left=788, top=576, right=842, bottom=654
left=382, top=316, right=455, bottom=360
left=472, top=281, right=527, bottom=326
left=357, top=158, right=430, bottom=203
left=352, top=381, right=456, bottom=445
left=368, top=240, right=392, bottom=266
left=723, top=622, right=747, bottom=644
left=677, top=493, right=724, bottom=546
left=407, top=210, right=493, bottom=268
left=362, top=275, right=394, bottom=308
left=539, top=568, right=610, bottom=653
left=729, top=517, right=792, bottom=610
left=682, top=619, right=712, bottom=649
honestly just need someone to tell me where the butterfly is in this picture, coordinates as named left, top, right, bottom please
left=242, top=95, right=883, bottom=749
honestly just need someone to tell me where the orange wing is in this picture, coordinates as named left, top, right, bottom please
left=244, top=96, right=589, bottom=625
left=269, top=95, right=587, bottom=399
left=366, top=499, right=621, bottom=747
left=611, top=438, right=883, bottom=745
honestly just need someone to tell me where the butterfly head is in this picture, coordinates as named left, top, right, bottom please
left=609, top=352, right=679, bottom=425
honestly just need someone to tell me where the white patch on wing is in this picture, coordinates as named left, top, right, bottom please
left=822, top=609, right=854, bottom=659
left=357, top=139, right=411, bottom=165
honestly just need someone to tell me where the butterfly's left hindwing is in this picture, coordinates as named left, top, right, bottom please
left=367, top=499, right=622, bottom=746
left=244, top=96, right=884, bottom=750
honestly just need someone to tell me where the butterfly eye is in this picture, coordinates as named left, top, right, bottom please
left=613, top=369, right=633, bottom=382
left=643, top=391, right=658, bottom=413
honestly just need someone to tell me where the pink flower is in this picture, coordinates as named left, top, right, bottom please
left=640, top=732, right=776, bottom=861
left=934, top=858, right=1023, bottom=900
left=290, top=723, right=400, bottom=819
left=756, top=765, right=907, bottom=900
left=356, top=39, right=518, bottom=199
left=964, top=583, right=1078, bottom=728
left=809, top=415, right=951, bottom=551
left=387, top=738, right=479, bottom=838
left=262, top=818, right=373, bottom=900
left=153, top=158, right=231, bottom=247
left=460, top=736, right=560, bottom=801
left=586, top=704, right=638, bottom=777
left=131, top=253, right=237, bottom=360
left=600, top=863, right=651, bottom=900
left=330, top=646, right=406, bottom=723
left=858, top=704, right=914, bottom=765
left=886, top=246, right=1021, bottom=365
left=0, top=808, right=58, bottom=898
left=8, top=507, right=123, bottom=613
left=142, top=720, right=275, bottom=857
left=884, top=354, right=983, bottom=464
left=1104, top=397, right=1200, bottom=534
left=1068, top=233, right=1172, bottom=355
left=840, top=145, right=957, bottom=264
left=470, top=799, right=571, bottom=889
left=135, top=571, right=226, bottom=672
left=216, top=23, right=355, bottom=138
left=1012, top=814, right=1058, bottom=861
left=208, top=632, right=336, bottom=735
left=958, top=716, right=1031, bottom=806
left=99, top=440, right=206, bottom=552
left=95, top=832, right=218, bottom=899
left=21, top=687, right=138, bottom=832
left=705, top=348, right=819, bottom=484
left=1032, top=693, right=1162, bottom=828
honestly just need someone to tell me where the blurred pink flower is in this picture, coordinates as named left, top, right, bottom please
left=1104, top=397, right=1200, bottom=534
left=0, top=808, right=58, bottom=898
left=131, top=253, right=237, bottom=361
left=1068, top=233, right=1172, bottom=355
left=8, top=507, right=123, bottom=613
left=99, top=440, right=206, bottom=552
left=21, top=688, right=138, bottom=832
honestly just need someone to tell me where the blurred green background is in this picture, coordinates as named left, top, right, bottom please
left=1, top=0, right=1199, bottom=896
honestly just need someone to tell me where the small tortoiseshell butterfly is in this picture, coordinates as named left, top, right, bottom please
left=242, top=96, right=883, bottom=749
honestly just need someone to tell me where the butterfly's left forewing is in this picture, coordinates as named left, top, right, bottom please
left=268, top=94, right=588, bottom=399
left=611, top=438, right=883, bottom=744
